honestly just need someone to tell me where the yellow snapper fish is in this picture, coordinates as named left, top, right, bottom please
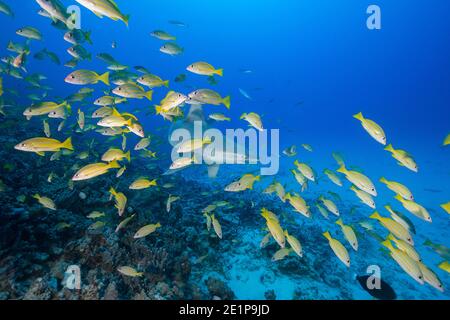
left=97, top=108, right=133, bottom=128
left=441, top=201, right=450, bottom=214
left=384, top=205, right=415, bottom=234
left=187, top=61, right=223, bottom=77
left=318, top=196, right=339, bottom=216
left=394, top=194, right=432, bottom=223
left=33, top=194, right=56, bottom=210
left=176, top=136, right=212, bottom=153
left=109, top=187, right=127, bottom=216
left=294, top=160, right=315, bottom=182
left=350, top=185, right=376, bottom=209
left=150, top=30, right=176, bottom=40
left=337, top=164, right=377, bottom=196
left=112, top=83, right=153, bottom=100
left=291, top=169, right=308, bottom=192
left=387, top=234, right=421, bottom=262
left=284, top=193, right=310, bottom=218
left=438, top=261, right=450, bottom=274
left=417, top=262, right=444, bottom=292
left=379, top=177, right=414, bottom=200
left=137, top=73, right=169, bottom=88
left=16, top=27, right=42, bottom=40
left=129, top=178, right=157, bottom=190
left=283, top=145, right=297, bottom=157
left=316, top=204, right=329, bottom=220
left=204, top=213, right=212, bottom=231
left=23, top=101, right=69, bottom=119
left=160, top=42, right=183, bottom=55
left=115, top=213, right=135, bottom=233
left=211, top=214, right=222, bottom=239
left=261, top=208, right=280, bottom=224
left=323, top=169, right=342, bottom=187
left=224, top=174, right=260, bottom=192
left=117, top=266, right=143, bottom=277
left=284, top=230, right=303, bottom=257
left=77, top=109, right=85, bottom=130
left=187, top=89, right=231, bottom=109
left=353, top=112, right=386, bottom=145
left=169, top=155, right=196, bottom=170
left=116, top=165, right=126, bottom=178
left=75, top=0, right=130, bottom=26
left=88, top=221, right=105, bottom=230
left=382, top=239, right=424, bottom=284
left=384, top=144, right=418, bottom=173
left=370, top=211, right=414, bottom=245
left=127, top=122, right=145, bottom=138
left=87, top=211, right=105, bottom=219
left=65, top=70, right=110, bottom=85
left=209, top=113, right=231, bottom=121
left=336, top=219, right=358, bottom=251
left=101, top=148, right=130, bottom=162
left=72, top=160, right=120, bottom=181
left=134, top=223, right=161, bottom=238
left=94, top=96, right=126, bottom=107
left=240, top=112, right=263, bottom=131
left=15, top=137, right=73, bottom=156
left=134, top=137, right=151, bottom=150
left=156, top=91, right=187, bottom=112
left=323, top=231, right=350, bottom=267
left=272, top=248, right=292, bottom=262
left=43, top=120, right=51, bottom=137
left=166, top=195, right=180, bottom=213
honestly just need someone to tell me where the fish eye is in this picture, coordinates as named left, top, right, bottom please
left=71, top=75, right=75, bottom=79
left=419, top=276, right=422, bottom=279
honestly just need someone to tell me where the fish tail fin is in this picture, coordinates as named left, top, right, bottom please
left=155, top=105, right=162, bottom=115
left=155, top=222, right=161, bottom=228
left=109, top=160, right=121, bottom=169
left=350, top=185, right=356, bottom=192
left=123, top=14, right=130, bottom=27
left=384, top=144, right=394, bottom=153
left=379, top=177, right=388, bottom=184
left=125, top=151, right=131, bottom=162
left=255, top=175, right=261, bottom=182
left=387, top=233, right=395, bottom=241
left=240, top=113, right=247, bottom=120
left=163, top=80, right=169, bottom=87
left=126, top=118, right=133, bottom=127
left=222, top=96, right=231, bottom=109
left=352, top=112, right=364, bottom=121
left=394, top=194, right=403, bottom=202
left=423, top=239, right=432, bottom=246
left=98, top=72, right=110, bottom=86
left=336, top=218, right=343, bottom=226
left=62, top=137, right=74, bottom=150
left=294, top=159, right=300, bottom=166
left=32, top=194, right=40, bottom=199
left=145, top=90, right=153, bottom=101
left=109, top=187, right=116, bottom=195
left=84, top=31, right=93, bottom=44
left=369, top=211, right=381, bottom=220
left=336, top=164, right=347, bottom=174
left=215, top=68, right=223, bottom=77
left=381, top=239, right=394, bottom=251
left=322, top=231, right=331, bottom=240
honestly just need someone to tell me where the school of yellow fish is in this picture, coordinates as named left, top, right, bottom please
left=0, top=0, right=449, bottom=291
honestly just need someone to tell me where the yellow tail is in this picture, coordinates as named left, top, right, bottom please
left=109, top=187, right=117, bottom=196
left=379, top=177, right=388, bottom=184
left=336, top=164, right=347, bottom=174
left=155, top=222, right=161, bottom=228
left=384, top=144, right=395, bottom=153
left=352, top=112, right=364, bottom=121
left=335, top=218, right=343, bottom=226
left=98, top=72, right=110, bottom=86
left=215, top=68, right=224, bottom=77
left=369, top=211, right=381, bottom=220
left=61, top=137, right=74, bottom=151
left=125, top=151, right=131, bottom=162
left=32, top=194, right=40, bottom=200
left=222, top=96, right=231, bottom=109
left=322, top=231, right=332, bottom=241
left=162, top=80, right=169, bottom=87
left=394, top=194, right=403, bottom=202
left=122, top=14, right=130, bottom=28
left=240, top=113, right=247, bottom=120
left=387, top=233, right=395, bottom=241
left=145, top=90, right=153, bottom=101
left=381, top=239, right=394, bottom=251
left=155, top=105, right=162, bottom=115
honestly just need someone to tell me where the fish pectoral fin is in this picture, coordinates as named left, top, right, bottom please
left=36, top=151, right=45, bottom=157
left=207, top=164, right=220, bottom=178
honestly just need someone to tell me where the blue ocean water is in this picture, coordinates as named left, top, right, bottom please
left=0, top=0, right=449, bottom=300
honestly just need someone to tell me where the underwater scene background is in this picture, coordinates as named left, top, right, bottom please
left=0, top=0, right=449, bottom=300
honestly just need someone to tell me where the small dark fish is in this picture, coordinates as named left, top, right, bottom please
left=168, top=20, right=187, bottom=27
left=174, top=73, right=186, bottom=83
left=356, top=275, right=396, bottom=300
